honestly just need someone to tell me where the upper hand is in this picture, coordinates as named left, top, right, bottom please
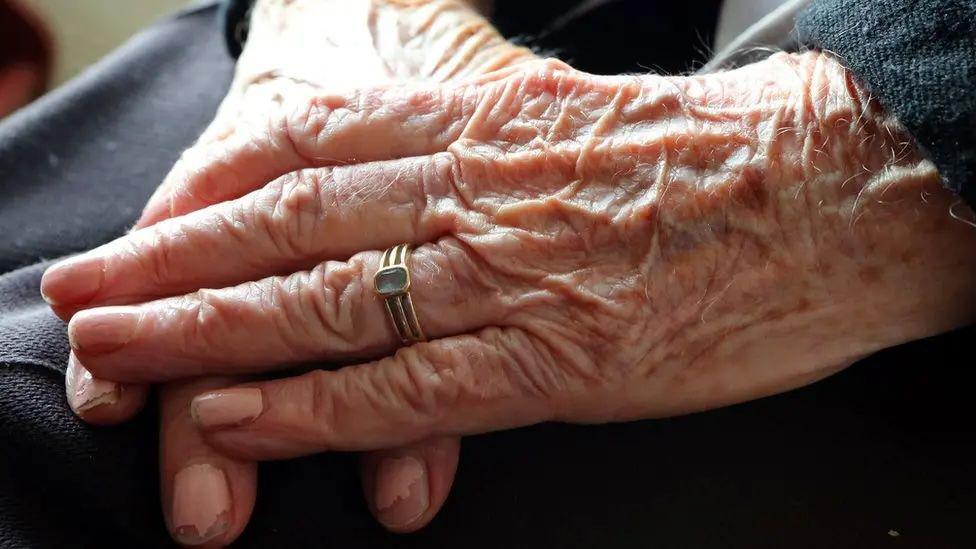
left=46, top=51, right=976, bottom=468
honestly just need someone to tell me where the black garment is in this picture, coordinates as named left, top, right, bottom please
left=2, top=2, right=976, bottom=548
left=0, top=5, right=234, bottom=547
left=797, top=0, right=976, bottom=206
left=490, top=0, right=726, bottom=74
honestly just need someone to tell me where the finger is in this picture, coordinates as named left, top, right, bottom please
left=136, top=79, right=475, bottom=227
left=65, top=352, right=149, bottom=425
left=137, top=49, right=539, bottom=229
left=70, top=238, right=511, bottom=383
left=136, top=59, right=569, bottom=226
left=161, top=377, right=256, bottom=547
left=41, top=154, right=466, bottom=315
left=361, top=437, right=460, bottom=532
left=190, top=327, right=561, bottom=459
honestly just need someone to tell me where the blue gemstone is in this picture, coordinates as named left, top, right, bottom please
left=375, top=266, right=409, bottom=296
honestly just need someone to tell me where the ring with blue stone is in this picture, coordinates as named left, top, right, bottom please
left=374, top=244, right=426, bottom=343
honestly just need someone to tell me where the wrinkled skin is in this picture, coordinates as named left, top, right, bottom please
left=54, top=0, right=536, bottom=545
left=43, top=1, right=976, bottom=546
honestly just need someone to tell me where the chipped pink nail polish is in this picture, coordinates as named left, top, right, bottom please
left=66, top=354, right=119, bottom=412
left=374, top=455, right=429, bottom=528
left=172, top=463, right=232, bottom=546
left=190, top=388, right=264, bottom=430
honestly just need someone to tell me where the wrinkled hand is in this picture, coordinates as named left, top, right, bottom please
left=48, top=49, right=976, bottom=538
left=52, top=0, right=533, bottom=545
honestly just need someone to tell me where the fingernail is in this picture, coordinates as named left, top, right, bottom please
left=191, top=388, right=264, bottom=430
left=40, top=254, right=104, bottom=306
left=374, top=455, right=430, bottom=529
left=68, top=307, right=139, bottom=355
left=66, top=354, right=120, bottom=412
left=172, top=463, right=232, bottom=546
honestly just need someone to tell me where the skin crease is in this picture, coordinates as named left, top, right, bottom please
left=42, top=0, right=976, bottom=544
left=48, top=49, right=976, bottom=452
left=53, top=0, right=523, bottom=545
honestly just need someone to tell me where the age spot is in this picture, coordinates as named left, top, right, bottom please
left=858, top=265, right=882, bottom=284
left=729, top=165, right=769, bottom=212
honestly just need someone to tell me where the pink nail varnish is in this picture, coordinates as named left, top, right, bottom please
left=40, top=254, right=104, bottom=306
left=374, top=455, right=430, bottom=528
left=190, top=388, right=264, bottom=430
left=66, top=354, right=119, bottom=412
left=171, top=463, right=232, bottom=546
left=68, top=307, right=139, bottom=355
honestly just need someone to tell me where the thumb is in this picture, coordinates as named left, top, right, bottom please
left=360, top=437, right=461, bottom=532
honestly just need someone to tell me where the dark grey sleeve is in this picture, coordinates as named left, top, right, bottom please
left=797, top=0, right=976, bottom=205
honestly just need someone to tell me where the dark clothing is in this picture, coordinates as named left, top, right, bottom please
left=1, top=1, right=976, bottom=548
left=797, top=0, right=976, bottom=205
left=0, top=5, right=234, bottom=547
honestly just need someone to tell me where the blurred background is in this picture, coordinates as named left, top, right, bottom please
left=0, top=0, right=186, bottom=118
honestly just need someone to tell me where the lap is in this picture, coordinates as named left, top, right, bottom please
left=0, top=2, right=974, bottom=548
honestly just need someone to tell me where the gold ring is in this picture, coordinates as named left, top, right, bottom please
left=374, top=244, right=426, bottom=344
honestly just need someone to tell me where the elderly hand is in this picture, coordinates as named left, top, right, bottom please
left=50, top=0, right=534, bottom=545
left=46, top=48, right=976, bottom=530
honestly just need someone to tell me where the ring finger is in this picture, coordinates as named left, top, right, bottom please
left=69, top=237, right=512, bottom=383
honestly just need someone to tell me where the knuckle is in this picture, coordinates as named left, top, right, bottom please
left=489, top=328, right=567, bottom=403
left=130, top=228, right=182, bottom=289
left=285, top=93, right=345, bottom=162
left=260, top=169, right=331, bottom=257
left=533, top=57, right=574, bottom=74
left=397, top=343, right=470, bottom=420
left=251, top=176, right=291, bottom=255
left=283, top=98, right=319, bottom=162
left=406, top=162, right=433, bottom=234
left=264, top=274, right=316, bottom=355
left=309, top=366, right=391, bottom=448
left=215, top=198, right=261, bottom=260
left=170, top=145, right=230, bottom=213
left=181, top=288, right=241, bottom=358
left=521, top=58, right=577, bottom=89
left=416, top=237, right=501, bottom=303
left=407, top=157, right=455, bottom=237
left=395, top=330, right=563, bottom=420
left=430, top=152, right=475, bottom=214
left=277, top=169, right=331, bottom=219
left=308, top=369, right=341, bottom=446
left=303, top=260, right=369, bottom=352
left=235, top=270, right=361, bottom=361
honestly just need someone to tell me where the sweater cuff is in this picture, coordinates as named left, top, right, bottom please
left=796, top=0, right=976, bottom=206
